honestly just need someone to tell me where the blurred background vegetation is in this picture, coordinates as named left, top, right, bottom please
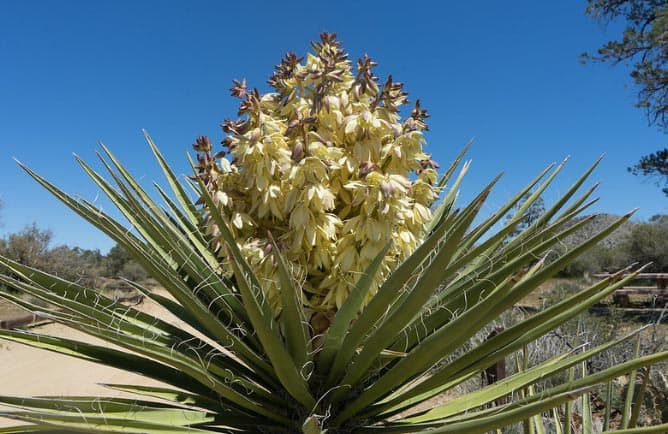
left=0, top=211, right=665, bottom=287
left=559, top=213, right=668, bottom=277
left=0, top=223, right=148, bottom=287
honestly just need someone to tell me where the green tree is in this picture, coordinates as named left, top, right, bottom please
left=44, top=245, right=104, bottom=282
left=583, top=0, right=668, bottom=195
left=628, top=148, right=668, bottom=194
left=103, top=242, right=133, bottom=277
left=505, top=192, right=546, bottom=239
left=0, top=223, right=52, bottom=271
left=558, top=213, right=668, bottom=275
left=0, top=224, right=104, bottom=282
left=103, top=242, right=147, bottom=281
left=619, top=213, right=668, bottom=271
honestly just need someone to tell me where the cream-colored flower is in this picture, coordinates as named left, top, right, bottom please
left=194, top=33, right=440, bottom=313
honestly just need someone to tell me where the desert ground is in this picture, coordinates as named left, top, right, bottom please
left=0, top=291, right=179, bottom=428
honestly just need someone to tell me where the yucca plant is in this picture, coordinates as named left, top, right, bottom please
left=1, top=33, right=668, bottom=433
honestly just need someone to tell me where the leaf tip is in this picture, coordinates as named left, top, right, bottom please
left=625, top=208, right=639, bottom=218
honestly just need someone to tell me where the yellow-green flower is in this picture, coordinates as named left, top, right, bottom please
left=195, top=33, right=439, bottom=313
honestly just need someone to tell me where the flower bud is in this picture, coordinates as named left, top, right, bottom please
left=193, top=135, right=212, bottom=152
left=291, top=141, right=305, bottom=161
left=359, top=161, right=376, bottom=177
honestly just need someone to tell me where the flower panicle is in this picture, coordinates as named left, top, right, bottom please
left=192, top=33, right=441, bottom=314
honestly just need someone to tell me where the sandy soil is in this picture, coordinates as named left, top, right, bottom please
left=0, top=292, right=181, bottom=428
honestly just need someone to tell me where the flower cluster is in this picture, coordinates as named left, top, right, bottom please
left=195, top=33, right=440, bottom=313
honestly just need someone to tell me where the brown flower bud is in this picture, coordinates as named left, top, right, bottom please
left=419, top=154, right=440, bottom=169
left=285, top=118, right=301, bottom=136
left=291, top=141, right=304, bottom=161
left=193, top=135, right=212, bottom=152
left=359, top=161, right=376, bottom=177
left=229, top=79, right=248, bottom=99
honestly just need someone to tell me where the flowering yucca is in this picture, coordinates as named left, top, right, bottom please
left=2, top=33, right=668, bottom=434
left=194, top=33, right=439, bottom=313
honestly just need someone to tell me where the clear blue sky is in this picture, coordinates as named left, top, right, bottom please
left=1, top=0, right=666, bottom=253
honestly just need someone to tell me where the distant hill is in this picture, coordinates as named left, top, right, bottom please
left=561, top=213, right=636, bottom=250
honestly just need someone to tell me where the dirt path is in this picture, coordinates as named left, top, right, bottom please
left=0, top=292, right=181, bottom=428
